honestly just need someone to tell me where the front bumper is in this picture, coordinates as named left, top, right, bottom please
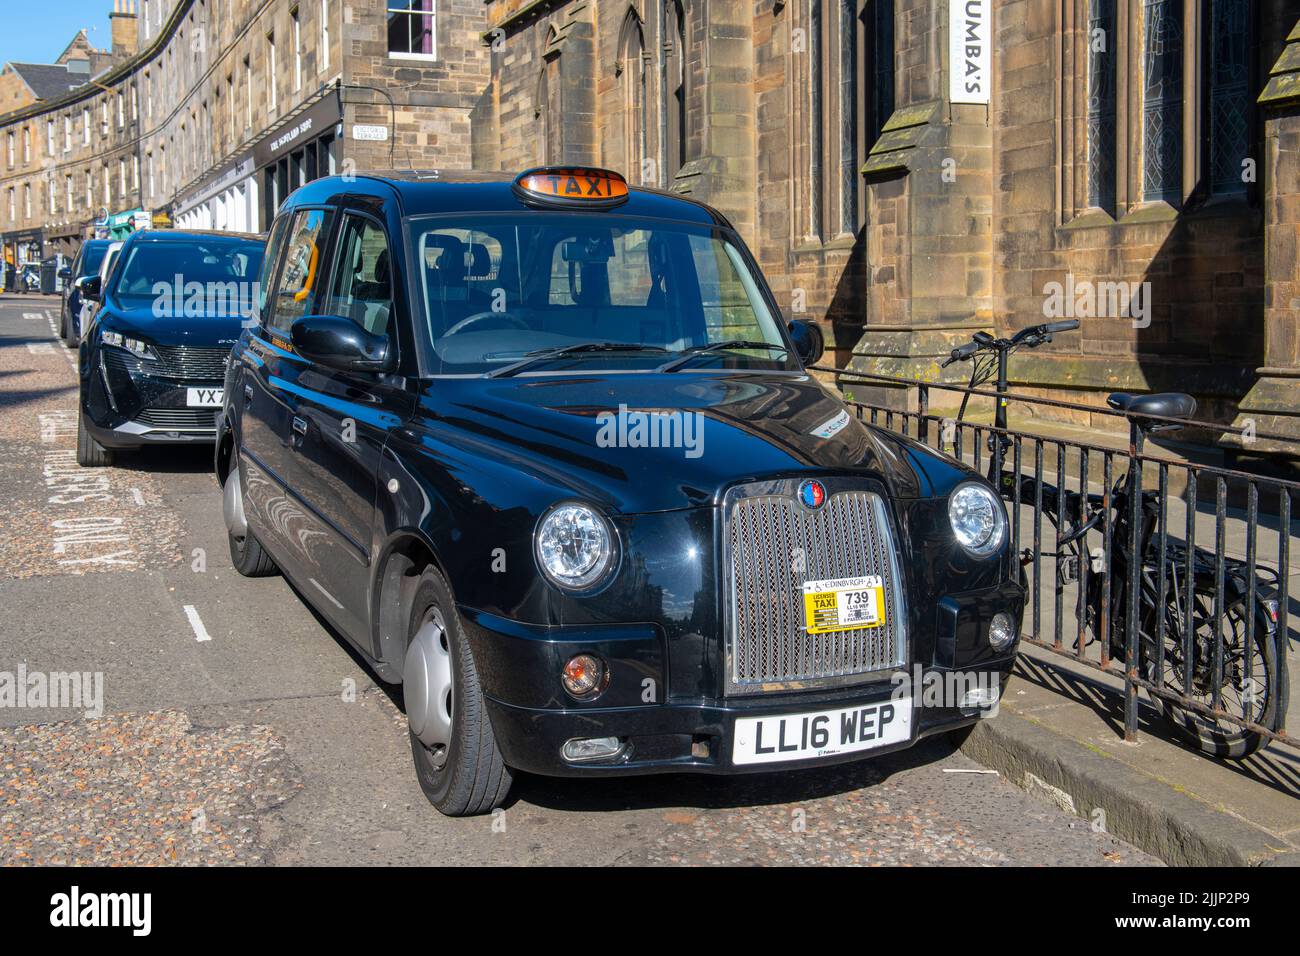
left=462, top=580, right=1022, bottom=778
left=81, top=346, right=223, bottom=448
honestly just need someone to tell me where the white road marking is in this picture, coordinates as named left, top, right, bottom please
left=129, top=487, right=146, bottom=507
left=27, top=342, right=55, bottom=354
left=183, top=605, right=213, bottom=643
left=37, top=309, right=77, bottom=370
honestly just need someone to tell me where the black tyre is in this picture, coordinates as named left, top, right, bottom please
left=406, top=567, right=511, bottom=816
left=76, top=411, right=113, bottom=467
left=224, top=453, right=277, bottom=577
left=1141, top=585, right=1280, bottom=759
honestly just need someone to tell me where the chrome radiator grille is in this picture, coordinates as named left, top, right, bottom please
left=135, top=408, right=219, bottom=431
left=723, top=479, right=906, bottom=694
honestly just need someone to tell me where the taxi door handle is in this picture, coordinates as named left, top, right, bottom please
left=244, top=384, right=254, bottom=402
left=292, top=416, right=308, bottom=437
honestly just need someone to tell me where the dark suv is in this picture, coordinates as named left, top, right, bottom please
left=217, top=167, right=1022, bottom=816
left=77, top=229, right=266, bottom=467
left=59, top=239, right=113, bottom=347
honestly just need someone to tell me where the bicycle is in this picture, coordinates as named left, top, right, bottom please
left=942, top=321, right=1286, bottom=758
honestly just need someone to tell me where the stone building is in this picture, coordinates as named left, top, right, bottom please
left=1, top=0, right=1297, bottom=445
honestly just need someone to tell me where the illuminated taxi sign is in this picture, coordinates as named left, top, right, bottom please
left=513, top=167, right=630, bottom=208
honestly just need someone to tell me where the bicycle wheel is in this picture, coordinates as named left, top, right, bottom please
left=1140, top=584, right=1279, bottom=759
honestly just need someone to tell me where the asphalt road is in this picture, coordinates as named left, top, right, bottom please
left=0, top=295, right=1158, bottom=866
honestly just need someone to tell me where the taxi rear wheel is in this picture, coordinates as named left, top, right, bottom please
left=406, top=567, right=512, bottom=816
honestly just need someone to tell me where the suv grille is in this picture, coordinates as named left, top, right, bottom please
left=723, top=479, right=907, bottom=695
left=102, top=345, right=229, bottom=381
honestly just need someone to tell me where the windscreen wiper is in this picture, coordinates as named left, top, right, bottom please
left=486, top=342, right=668, bottom=378
left=655, top=340, right=790, bottom=373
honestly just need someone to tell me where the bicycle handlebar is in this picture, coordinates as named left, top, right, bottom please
left=943, top=320, right=1081, bottom=366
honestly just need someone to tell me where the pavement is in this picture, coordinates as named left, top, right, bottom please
left=0, top=294, right=1174, bottom=866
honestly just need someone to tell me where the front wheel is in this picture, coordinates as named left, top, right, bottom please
left=1141, top=584, right=1281, bottom=759
left=224, top=451, right=277, bottom=577
left=405, top=567, right=512, bottom=816
left=76, top=411, right=113, bottom=467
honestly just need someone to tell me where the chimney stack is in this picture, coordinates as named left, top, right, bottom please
left=109, top=0, right=138, bottom=59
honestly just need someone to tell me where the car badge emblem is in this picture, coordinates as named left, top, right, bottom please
left=798, top=479, right=826, bottom=510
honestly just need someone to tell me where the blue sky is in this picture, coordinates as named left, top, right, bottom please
left=1, top=1, right=114, bottom=65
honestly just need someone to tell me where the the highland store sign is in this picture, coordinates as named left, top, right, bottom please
left=949, top=0, right=991, bottom=105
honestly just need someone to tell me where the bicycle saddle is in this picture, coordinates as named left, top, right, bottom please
left=1106, top=391, right=1197, bottom=420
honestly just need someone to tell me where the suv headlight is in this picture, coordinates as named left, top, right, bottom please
left=948, top=482, right=1006, bottom=557
left=101, top=330, right=158, bottom=361
left=535, top=502, right=617, bottom=591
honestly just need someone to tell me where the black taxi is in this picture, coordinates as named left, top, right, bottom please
left=217, top=167, right=1023, bottom=816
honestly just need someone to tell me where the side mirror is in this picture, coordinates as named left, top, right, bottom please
left=788, top=319, right=824, bottom=366
left=290, top=315, right=392, bottom=373
left=78, top=275, right=102, bottom=302
left=58, top=266, right=71, bottom=280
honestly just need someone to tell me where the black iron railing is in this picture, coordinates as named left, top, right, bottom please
left=813, top=367, right=1297, bottom=756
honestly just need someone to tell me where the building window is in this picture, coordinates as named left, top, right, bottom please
left=131, top=84, right=138, bottom=122
left=117, top=92, right=125, bottom=128
left=47, top=119, right=54, bottom=156
left=268, top=33, right=278, bottom=112
left=104, top=164, right=111, bottom=205
left=49, top=178, right=56, bottom=215
left=64, top=116, right=71, bottom=153
left=809, top=0, right=824, bottom=240
left=83, top=108, right=91, bottom=145
left=245, top=56, right=253, bottom=129
left=65, top=174, right=73, bottom=212
left=1087, top=0, right=1117, bottom=213
left=22, top=127, right=30, bottom=164
left=24, top=184, right=30, bottom=220
left=85, top=169, right=92, bottom=210
left=663, top=0, right=687, bottom=183
left=147, top=152, right=154, bottom=198
left=1142, top=0, right=1183, bottom=204
left=1209, top=0, right=1250, bottom=196
left=387, top=1, right=436, bottom=60
left=6, top=133, right=12, bottom=168
left=119, top=159, right=127, bottom=196
left=837, top=0, right=859, bottom=236
left=321, top=0, right=331, bottom=71
left=618, top=11, right=649, bottom=184
left=132, top=154, right=140, bottom=191
left=145, top=71, right=153, bottom=119
left=870, top=0, right=895, bottom=146
left=6, top=189, right=13, bottom=223
left=292, top=7, right=303, bottom=93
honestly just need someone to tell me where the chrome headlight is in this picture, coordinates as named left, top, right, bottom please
left=948, top=482, right=1006, bottom=557
left=101, top=330, right=158, bottom=361
left=535, top=502, right=617, bottom=591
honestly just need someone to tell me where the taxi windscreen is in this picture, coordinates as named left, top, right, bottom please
left=407, top=215, right=793, bottom=375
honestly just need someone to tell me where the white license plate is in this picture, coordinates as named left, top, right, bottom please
left=186, top=387, right=224, bottom=407
left=732, top=695, right=912, bottom=766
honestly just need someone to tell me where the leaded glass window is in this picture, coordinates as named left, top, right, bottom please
left=871, top=0, right=894, bottom=145
left=1142, top=0, right=1183, bottom=204
left=838, top=0, right=859, bottom=235
left=1087, top=0, right=1116, bottom=212
left=810, top=0, right=824, bottom=239
left=1209, top=0, right=1250, bottom=196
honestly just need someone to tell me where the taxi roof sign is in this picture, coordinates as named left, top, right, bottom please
left=513, top=167, right=630, bottom=209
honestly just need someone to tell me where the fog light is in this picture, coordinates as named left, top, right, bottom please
left=561, top=736, right=623, bottom=762
left=988, top=611, right=1016, bottom=651
left=561, top=653, right=606, bottom=698
left=960, top=686, right=1000, bottom=709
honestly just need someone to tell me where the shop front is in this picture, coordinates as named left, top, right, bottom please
left=174, top=153, right=257, bottom=234
left=256, top=92, right=342, bottom=231
left=1, top=228, right=44, bottom=293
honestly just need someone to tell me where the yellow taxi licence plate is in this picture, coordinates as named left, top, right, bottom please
left=802, top=576, right=886, bottom=634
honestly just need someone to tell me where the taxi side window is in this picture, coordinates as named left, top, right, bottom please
left=268, top=208, right=334, bottom=334
left=323, top=214, right=392, bottom=336
left=256, top=215, right=291, bottom=322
